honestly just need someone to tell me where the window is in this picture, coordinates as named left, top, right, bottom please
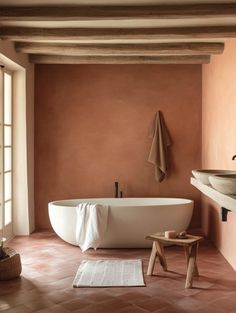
left=3, top=71, right=13, bottom=227
left=0, top=69, right=13, bottom=236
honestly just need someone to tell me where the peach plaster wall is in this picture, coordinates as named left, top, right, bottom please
left=202, top=39, right=236, bottom=269
left=35, top=64, right=202, bottom=229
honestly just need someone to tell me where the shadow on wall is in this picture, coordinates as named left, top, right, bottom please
left=208, top=203, right=222, bottom=246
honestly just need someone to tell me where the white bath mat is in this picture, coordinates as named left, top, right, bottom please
left=73, top=259, right=145, bottom=287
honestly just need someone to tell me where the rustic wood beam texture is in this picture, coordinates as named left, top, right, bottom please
left=15, top=42, right=224, bottom=56
left=29, top=54, right=211, bottom=64
left=1, top=26, right=236, bottom=41
left=1, top=4, right=236, bottom=21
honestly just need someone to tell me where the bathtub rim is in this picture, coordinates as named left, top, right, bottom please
left=49, top=197, right=194, bottom=208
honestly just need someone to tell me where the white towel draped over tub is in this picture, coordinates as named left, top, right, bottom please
left=76, top=203, right=109, bottom=252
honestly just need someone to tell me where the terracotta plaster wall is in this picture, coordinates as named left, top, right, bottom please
left=202, top=39, right=236, bottom=269
left=35, top=64, right=202, bottom=229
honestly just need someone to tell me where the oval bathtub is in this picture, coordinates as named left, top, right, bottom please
left=48, top=198, right=193, bottom=248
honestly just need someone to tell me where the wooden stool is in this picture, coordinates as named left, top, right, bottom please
left=146, top=233, right=203, bottom=288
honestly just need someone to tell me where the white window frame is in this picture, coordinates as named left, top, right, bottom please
left=0, top=67, right=13, bottom=240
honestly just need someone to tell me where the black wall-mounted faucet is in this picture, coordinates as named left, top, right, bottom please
left=232, top=155, right=236, bottom=160
left=114, top=181, right=119, bottom=198
left=114, top=181, right=123, bottom=198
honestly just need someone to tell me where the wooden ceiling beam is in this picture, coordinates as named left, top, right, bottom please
left=15, top=42, right=224, bottom=56
left=1, top=26, right=236, bottom=41
left=1, top=4, right=236, bottom=21
left=29, top=54, right=211, bottom=64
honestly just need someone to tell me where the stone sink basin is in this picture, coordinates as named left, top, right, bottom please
left=209, top=174, right=236, bottom=195
left=192, top=169, right=236, bottom=185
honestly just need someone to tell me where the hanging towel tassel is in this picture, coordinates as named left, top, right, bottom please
left=148, top=111, right=171, bottom=182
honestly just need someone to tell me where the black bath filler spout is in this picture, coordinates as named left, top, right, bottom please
left=114, top=181, right=123, bottom=198
left=114, top=181, right=119, bottom=198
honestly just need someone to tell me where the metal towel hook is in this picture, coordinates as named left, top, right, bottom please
left=232, top=155, right=236, bottom=160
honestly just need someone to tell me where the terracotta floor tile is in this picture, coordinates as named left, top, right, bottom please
left=35, top=305, right=70, bottom=313
left=208, top=295, right=236, bottom=312
left=154, top=305, right=189, bottom=313
left=136, top=297, right=169, bottom=312
left=174, top=296, right=204, bottom=311
left=0, top=231, right=235, bottom=313
left=0, top=301, right=11, bottom=311
left=72, top=303, right=123, bottom=313
left=24, top=298, right=56, bottom=311
left=93, top=298, right=130, bottom=312
left=46, top=290, right=79, bottom=304
left=117, top=291, right=152, bottom=303
left=60, top=298, right=91, bottom=310
left=118, top=304, right=150, bottom=313
left=0, top=304, right=33, bottom=313
left=82, top=291, right=116, bottom=303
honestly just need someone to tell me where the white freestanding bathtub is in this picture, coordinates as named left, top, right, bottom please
left=48, top=198, right=193, bottom=248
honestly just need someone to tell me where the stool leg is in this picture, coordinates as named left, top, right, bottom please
left=155, top=241, right=167, bottom=272
left=194, top=243, right=199, bottom=276
left=147, top=241, right=157, bottom=275
left=185, top=243, right=198, bottom=288
left=184, top=244, right=199, bottom=277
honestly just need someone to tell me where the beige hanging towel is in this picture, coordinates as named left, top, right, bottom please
left=148, top=111, right=171, bottom=182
